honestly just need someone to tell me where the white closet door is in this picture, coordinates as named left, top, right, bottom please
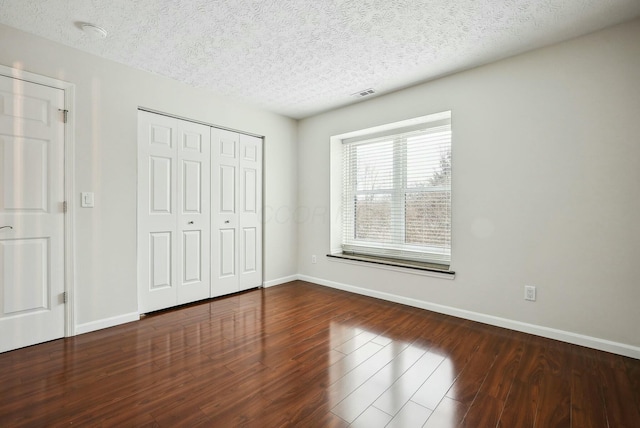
left=238, top=134, right=262, bottom=291
left=176, top=121, right=210, bottom=305
left=140, top=112, right=261, bottom=308
left=138, top=112, right=178, bottom=312
left=138, top=111, right=211, bottom=313
left=211, top=129, right=240, bottom=297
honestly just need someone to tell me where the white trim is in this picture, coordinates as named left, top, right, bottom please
left=335, top=111, right=452, bottom=142
left=0, top=64, right=77, bottom=338
left=138, top=107, right=265, bottom=139
left=263, top=275, right=299, bottom=288
left=63, top=84, right=76, bottom=338
left=75, top=312, right=140, bottom=335
left=297, top=274, right=640, bottom=360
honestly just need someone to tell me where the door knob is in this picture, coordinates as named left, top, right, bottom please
left=188, top=221, right=194, bottom=224
left=224, top=220, right=230, bottom=224
left=0, top=226, right=13, bottom=231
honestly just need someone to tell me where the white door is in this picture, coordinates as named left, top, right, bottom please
left=212, top=129, right=240, bottom=296
left=137, top=111, right=211, bottom=313
left=212, top=129, right=262, bottom=296
left=238, top=134, right=262, bottom=291
left=176, top=120, right=211, bottom=305
left=0, top=75, right=65, bottom=353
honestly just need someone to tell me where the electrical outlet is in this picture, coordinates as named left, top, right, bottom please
left=311, top=255, right=317, bottom=264
left=524, top=285, right=536, bottom=301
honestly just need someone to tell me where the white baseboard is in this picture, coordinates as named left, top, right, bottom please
left=297, top=274, right=640, bottom=360
left=74, top=312, right=140, bottom=335
left=70, top=276, right=640, bottom=359
left=263, top=274, right=299, bottom=288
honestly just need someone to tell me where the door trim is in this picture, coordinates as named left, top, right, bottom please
left=0, top=64, right=76, bottom=337
left=138, top=106, right=264, bottom=139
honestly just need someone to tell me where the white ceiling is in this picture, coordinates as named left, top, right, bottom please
left=2, top=0, right=639, bottom=119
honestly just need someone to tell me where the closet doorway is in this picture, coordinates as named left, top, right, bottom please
left=137, top=110, right=263, bottom=313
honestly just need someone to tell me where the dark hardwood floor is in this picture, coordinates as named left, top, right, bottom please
left=1, top=280, right=639, bottom=427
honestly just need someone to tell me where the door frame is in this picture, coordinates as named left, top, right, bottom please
left=0, top=64, right=76, bottom=337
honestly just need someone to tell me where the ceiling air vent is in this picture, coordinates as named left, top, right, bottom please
left=351, top=88, right=376, bottom=98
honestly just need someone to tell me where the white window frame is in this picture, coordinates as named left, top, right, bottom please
left=330, top=111, right=452, bottom=271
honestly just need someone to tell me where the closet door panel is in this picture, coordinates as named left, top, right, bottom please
left=239, top=134, right=262, bottom=290
left=219, top=229, right=236, bottom=275
left=219, top=165, right=236, bottom=213
left=176, top=121, right=210, bottom=305
left=242, top=227, right=257, bottom=274
left=150, top=232, right=172, bottom=290
left=243, top=169, right=257, bottom=213
left=182, top=231, right=201, bottom=283
left=211, top=129, right=240, bottom=297
left=138, top=111, right=178, bottom=313
left=182, top=160, right=201, bottom=213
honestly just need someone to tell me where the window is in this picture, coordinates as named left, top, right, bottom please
left=339, top=112, right=451, bottom=267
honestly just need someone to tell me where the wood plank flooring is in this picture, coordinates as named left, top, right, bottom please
left=1, top=280, right=639, bottom=427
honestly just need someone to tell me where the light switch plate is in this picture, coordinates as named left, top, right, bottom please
left=81, top=192, right=94, bottom=208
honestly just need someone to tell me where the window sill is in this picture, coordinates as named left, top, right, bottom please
left=326, top=253, right=455, bottom=280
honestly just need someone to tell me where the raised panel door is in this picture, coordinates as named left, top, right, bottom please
left=0, top=75, right=65, bottom=353
left=176, top=121, right=210, bottom=305
left=239, top=134, right=262, bottom=290
left=138, top=112, right=212, bottom=311
left=137, top=111, right=178, bottom=312
left=211, top=129, right=240, bottom=297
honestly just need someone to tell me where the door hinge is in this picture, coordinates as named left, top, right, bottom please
left=59, top=109, right=68, bottom=123
left=63, top=201, right=68, bottom=212
left=63, top=291, right=68, bottom=303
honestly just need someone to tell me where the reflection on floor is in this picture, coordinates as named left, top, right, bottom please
left=329, top=325, right=452, bottom=426
left=0, top=280, right=639, bottom=427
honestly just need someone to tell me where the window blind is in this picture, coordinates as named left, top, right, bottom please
left=342, top=119, right=451, bottom=265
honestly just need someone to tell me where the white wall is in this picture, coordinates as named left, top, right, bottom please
left=298, top=19, right=640, bottom=351
left=0, top=24, right=298, bottom=329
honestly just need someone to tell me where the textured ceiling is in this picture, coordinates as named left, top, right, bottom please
left=1, top=0, right=639, bottom=119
